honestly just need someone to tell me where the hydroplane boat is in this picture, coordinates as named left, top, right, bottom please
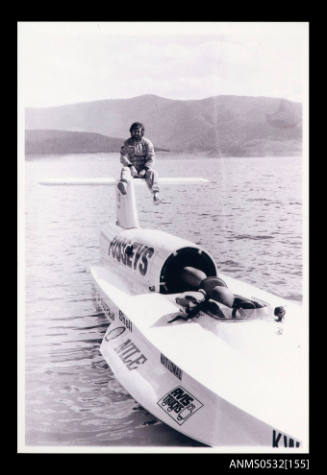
left=40, top=172, right=307, bottom=449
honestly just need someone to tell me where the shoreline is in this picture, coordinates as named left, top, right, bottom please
left=25, top=151, right=303, bottom=160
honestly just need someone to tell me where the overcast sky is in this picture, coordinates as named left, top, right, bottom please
left=18, top=22, right=308, bottom=108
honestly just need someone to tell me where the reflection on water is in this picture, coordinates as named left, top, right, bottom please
left=24, top=153, right=303, bottom=447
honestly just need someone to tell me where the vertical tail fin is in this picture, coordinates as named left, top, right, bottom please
left=115, top=176, right=140, bottom=229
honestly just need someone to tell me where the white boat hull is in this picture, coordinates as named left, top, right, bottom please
left=91, top=264, right=307, bottom=449
left=39, top=174, right=307, bottom=449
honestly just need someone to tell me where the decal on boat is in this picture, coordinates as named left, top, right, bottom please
left=104, top=326, right=126, bottom=342
left=157, top=386, right=204, bottom=425
left=114, top=338, right=147, bottom=370
left=160, top=353, right=183, bottom=381
left=107, top=236, right=154, bottom=276
left=272, top=430, right=300, bottom=448
left=119, top=310, right=133, bottom=332
left=100, top=298, right=115, bottom=321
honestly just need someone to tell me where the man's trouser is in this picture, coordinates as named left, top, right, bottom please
left=120, top=166, right=160, bottom=193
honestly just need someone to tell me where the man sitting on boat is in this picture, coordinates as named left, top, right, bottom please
left=117, top=122, right=160, bottom=204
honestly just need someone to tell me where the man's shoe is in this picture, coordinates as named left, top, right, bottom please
left=153, top=192, right=160, bottom=205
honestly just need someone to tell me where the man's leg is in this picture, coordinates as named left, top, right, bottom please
left=145, top=168, right=160, bottom=203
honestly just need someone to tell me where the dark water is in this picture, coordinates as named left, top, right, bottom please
left=23, top=152, right=303, bottom=449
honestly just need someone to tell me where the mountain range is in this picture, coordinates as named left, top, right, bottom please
left=25, top=94, right=302, bottom=157
left=25, top=129, right=169, bottom=155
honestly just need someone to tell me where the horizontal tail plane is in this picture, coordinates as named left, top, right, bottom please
left=39, top=177, right=209, bottom=186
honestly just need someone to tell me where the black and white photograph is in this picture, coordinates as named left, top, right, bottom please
left=18, top=21, right=309, bottom=454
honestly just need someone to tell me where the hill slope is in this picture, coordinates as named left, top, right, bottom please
left=25, top=129, right=124, bottom=155
left=25, top=129, right=170, bottom=155
left=25, top=94, right=302, bottom=156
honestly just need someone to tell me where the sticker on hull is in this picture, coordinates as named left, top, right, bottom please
left=157, top=386, right=204, bottom=425
left=107, top=236, right=154, bottom=276
left=98, top=296, right=115, bottom=321
left=119, top=310, right=133, bottom=332
left=114, top=338, right=147, bottom=370
left=104, top=326, right=126, bottom=342
left=160, top=353, right=183, bottom=380
left=272, top=430, right=301, bottom=448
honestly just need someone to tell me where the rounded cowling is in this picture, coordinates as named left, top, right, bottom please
left=100, top=227, right=217, bottom=294
left=160, top=246, right=217, bottom=293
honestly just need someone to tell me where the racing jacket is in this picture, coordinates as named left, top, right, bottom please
left=120, top=137, right=155, bottom=172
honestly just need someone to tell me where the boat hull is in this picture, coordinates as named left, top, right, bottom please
left=91, top=265, right=306, bottom=449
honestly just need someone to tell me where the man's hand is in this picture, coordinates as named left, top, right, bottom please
left=130, top=166, right=138, bottom=177
left=138, top=169, right=146, bottom=178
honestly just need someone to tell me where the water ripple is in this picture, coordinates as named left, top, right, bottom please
left=233, top=234, right=274, bottom=240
